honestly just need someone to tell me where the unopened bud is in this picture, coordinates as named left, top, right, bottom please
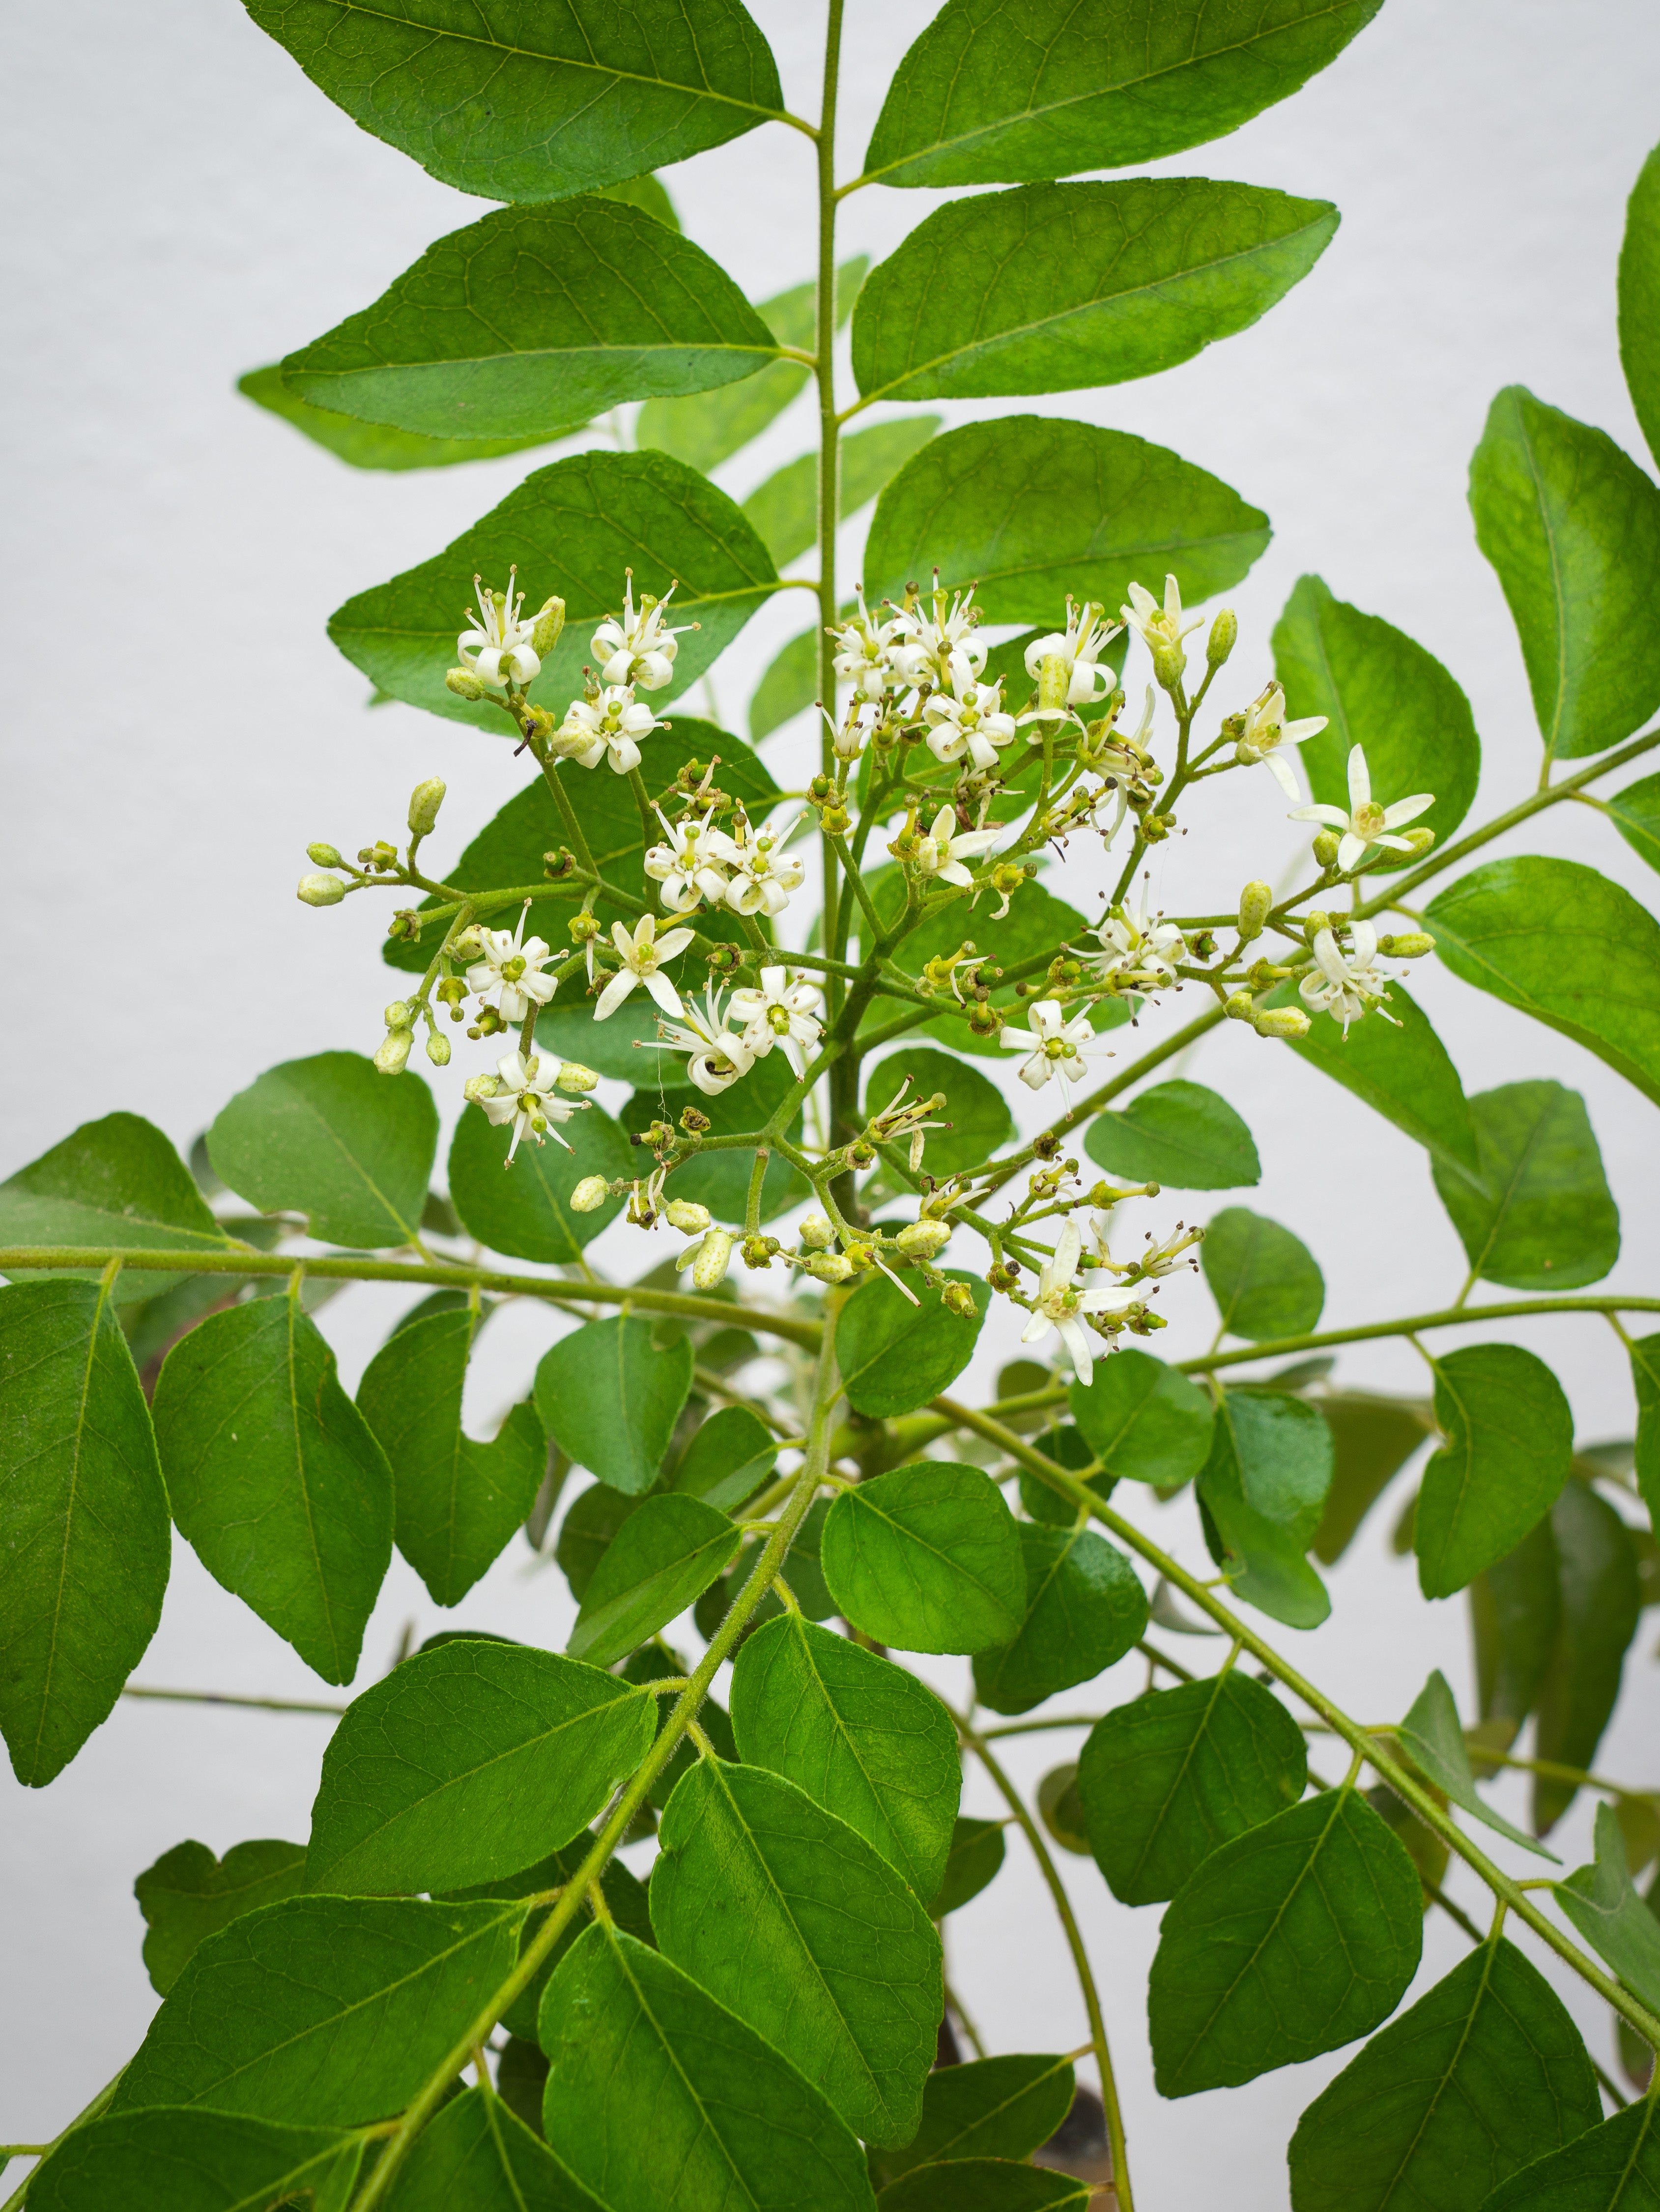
left=797, top=1214, right=837, bottom=1251
left=1150, top=639, right=1187, bottom=691
left=1224, top=991, right=1256, bottom=1022
left=664, top=1199, right=712, bottom=1233
left=463, top=1073, right=501, bottom=1104
left=1255, top=1006, right=1311, bottom=1041
left=446, top=666, right=487, bottom=700
left=407, top=777, right=446, bottom=838
left=570, top=1175, right=609, bottom=1212
left=1311, top=831, right=1342, bottom=870
left=942, top=1282, right=976, bottom=1318
left=306, top=841, right=343, bottom=870
left=297, top=872, right=345, bottom=907
left=1036, top=653, right=1070, bottom=713
left=451, top=926, right=485, bottom=965
left=1395, top=828, right=1435, bottom=859
left=1379, top=931, right=1435, bottom=960
left=1206, top=608, right=1237, bottom=666
left=530, top=596, right=566, bottom=657
left=425, top=1031, right=451, bottom=1067
left=1236, top=881, right=1272, bottom=944
left=895, top=1219, right=952, bottom=1260
left=805, top=1252, right=856, bottom=1283
left=384, top=1001, right=413, bottom=1030
left=374, top=1027, right=414, bottom=1075
left=556, top=1061, right=599, bottom=1094
left=689, top=1228, right=734, bottom=1291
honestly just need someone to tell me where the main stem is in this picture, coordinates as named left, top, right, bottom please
left=815, top=0, right=845, bottom=1004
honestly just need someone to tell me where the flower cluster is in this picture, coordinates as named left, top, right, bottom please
left=649, top=967, right=826, bottom=1096
left=644, top=801, right=805, bottom=919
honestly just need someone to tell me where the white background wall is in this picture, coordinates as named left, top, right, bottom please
left=3, top=1, right=1660, bottom=2200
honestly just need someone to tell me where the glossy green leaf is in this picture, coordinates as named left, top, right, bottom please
left=495, top=2037, right=550, bottom=2140
left=1086, top=1079, right=1259, bottom=1191
left=1067, top=1348, right=1213, bottom=1488
left=670, top=1404, right=776, bottom=1512
left=1621, top=140, right=1660, bottom=471
left=1476, top=2098, right=1660, bottom=2211
left=1202, top=1207, right=1324, bottom=1341
left=1432, top=1081, right=1619, bottom=1292
left=1148, top=1786, right=1423, bottom=2096
left=305, top=1639, right=654, bottom=1894
left=864, top=416, right=1268, bottom=623
left=207, top=1052, right=437, bottom=1248
left=1471, top=1515, right=1561, bottom=1750
left=0, top=1280, right=169, bottom=1785
left=1312, top=1392, right=1433, bottom=1564
left=1288, top=1938, right=1601, bottom=2212
left=240, top=359, right=570, bottom=471
left=750, top=623, right=821, bottom=742
left=1415, top=1344, right=1573, bottom=1599
left=1556, top=1804, right=1660, bottom=2016
left=973, top=1524, right=1146, bottom=1715
left=1199, top=1389, right=1334, bottom=1629
left=538, top=1925, right=876, bottom=2212
left=1274, top=573, right=1482, bottom=864
left=821, top=1461, right=1026, bottom=1654
left=856, top=179, right=1335, bottom=405
left=1018, top=1423, right=1108, bottom=1526
left=0, top=1113, right=235, bottom=1305
left=384, top=2085, right=599, bottom=2211
left=836, top=1272, right=990, bottom=1417
left=650, top=1758, right=941, bottom=2145
left=29, top=2110, right=363, bottom=2212
left=151, top=1297, right=393, bottom=1684
left=1470, top=386, right=1660, bottom=760
left=730, top=1614, right=961, bottom=1900
left=242, top=0, right=784, bottom=203
left=569, top=1494, right=740, bottom=1664
left=743, top=416, right=942, bottom=567
left=113, top=1893, right=520, bottom=2123
left=556, top=1482, right=642, bottom=1603
left=358, top=1308, right=545, bottom=1605
left=135, top=1839, right=308, bottom=1997
left=932, top=1816, right=1006, bottom=1917
left=449, top=1829, right=656, bottom=2046
left=330, top=450, right=778, bottom=728
left=1078, top=1672, right=1307, bottom=1905
left=621, top=1048, right=808, bottom=1222
left=535, top=1317, right=693, bottom=1495
left=875, top=2054, right=1076, bottom=2185
left=879, top=2164, right=1088, bottom=2211
left=1397, top=1670, right=1554, bottom=1858
left=1272, top=978, right=1480, bottom=1177
left=1603, top=772, right=1660, bottom=876
left=1037, top=1762, right=1089, bottom=1852
left=1534, top=1481, right=1642, bottom=1832
left=860, top=0, right=1383, bottom=188
left=1631, top=1333, right=1660, bottom=1534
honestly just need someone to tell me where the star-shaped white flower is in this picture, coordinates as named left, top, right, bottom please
left=458, top=569, right=542, bottom=689
left=1119, top=575, right=1203, bottom=671
left=1023, top=598, right=1122, bottom=708
left=913, top=804, right=1002, bottom=890
left=464, top=902, right=560, bottom=1023
left=1083, top=895, right=1187, bottom=991
left=595, top=914, right=695, bottom=1020
left=831, top=590, right=900, bottom=703
left=1235, top=682, right=1329, bottom=800
left=591, top=575, right=695, bottom=692
left=474, top=1049, right=589, bottom=1162
left=1288, top=745, right=1433, bottom=872
left=887, top=582, right=987, bottom=695
left=1002, top=998, right=1103, bottom=1092
left=553, top=685, right=659, bottom=775
left=643, top=808, right=736, bottom=915
left=649, top=986, right=756, bottom=1096
left=924, top=669, right=1018, bottom=772
left=729, top=966, right=825, bottom=1077
left=1299, top=917, right=1397, bottom=1035
left=722, top=810, right=806, bottom=918
left=1020, top=1221, right=1143, bottom=1388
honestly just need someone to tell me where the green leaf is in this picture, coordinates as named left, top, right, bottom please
left=836, top=1272, right=990, bottom=1418
left=305, top=1639, right=655, bottom=1894
left=1148, top=1786, right=1423, bottom=2096
left=1475, top=2099, right=1660, bottom=2212
left=1086, top=1080, right=1259, bottom=1191
left=866, top=1050, right=1015, bottom=1183
left=744, top=416, right=942, bottom=567
left=670, top=1404, right=777, bottom=1512
left=383, top=2085, right=600, bottom=2211
left=538, top=1925, right=876, bottom=2211
left=1429, top=857, right=1660, bottom=1108
left=650, top=1758, right=941, bottom=2145
left=1471, top=1515, right=1561, bottom=1749
left=285, top=200, right=777, bottom=438
left=972, top=1524, right=1147, bottom=1716
left=1273, top=573, right=1482, bottom=867
left=1602, top=771, right=1660, bottom=876
left=495, top=2037, right=551, bottom=2141
left=1415, top=1344, right=1574, bottom=1599
left=1556, top=1804, right=1660, bottom=2016
left=1198, top=1389, right=1334, bottom=1630
left=874, top=2054, right=1076, bottom=2185
left=113, top=1893, right=521, bottom=2123
left=621, top=1049, right=808, bottom=1222
left=448, top=1832, right=657, bottom=2045
left=242, top=0, right=784, bottom=203
left=1397, top=1670, right=1555, bottom=1859
left=1287, top=1937, right=1602, bottom=2212
left=878, top=2164, right=1089, bottom=2211
left=0, top=1280, right=168, bottom=1785
left=1312, top=1393, right=1433, bottom=1564
left=535, top=1317, right=694, bottom=1495
left=855, top=180, right=1336, bottom=406
left=330, top=451, right=778, bottom=729
left=207, top=1052, right=437, bottom=1248
left=239, top=361, right=566, bottom=472
left=1534, top=1481, right=1642, bottom=1832
left=1622, top=141, right=1660, bottom=472
left=1202, top=1207, right=1324, bottom=1341
left=1077, top=1672, right=1307, bottom=1905
left=860, top=0, right=1383, bottom=188
left=135, top=1839, right=307, bottom=1997
left=568, top=1494, right=740, bottom=1664
left=1270, top=979, right=1480, bottom=1178
left=821, top=1461, right=1026, bottom=1654
left=1432, top=1081, right=1619, bottom=1292
left=864, top=416, right=1268, bottom=624
left=1067, top=1348, right=1213, bottom=1488
left=358, top=1308, right=545, bottom=1606
left=556, top=1481, right=643, bottom=1603
left=29, top=2110, right=363, bottom=2212
left=1632, top=1332, right=1660, bottom=1534
left=750, top=623, right=820, bottom=742
left=151, top=1297, right=393, bottom=1684
left=0, top=1114, right=235, bottom=1305
left=932, top=1817, right=1006, bottom=1917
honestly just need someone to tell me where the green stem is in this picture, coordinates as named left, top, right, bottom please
left=814, top=0, right=846, bottom=1013
left=122, top=1686, right=346, bottom=1717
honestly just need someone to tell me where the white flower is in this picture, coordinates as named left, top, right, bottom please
left=475, top=1049, right=589, bottom=1162
left=729, top=966, right=825, bottom=1077
left=643, top=808, right=736, bottom=915
left=1288, top=744, right=1434, bottom=873
left=458, top=569, right=542, bottom=689
left=912, top=804, right=1002, bottom=890
left=1299, top=917, right=1396, bottom=1035
left=465, top=902, right=559, bottom=1023
left=591, top=575, right=695, bottom=692
left=1120, top=575, right=1203, bottom=674
left=1002, top=999, right=1103, bottom=1092
left=553, top=685, right=659, bottom=775
left=1020, top=1221, right=1142, bottom=1388
left=1023, top=598, right=1122, bottom=709
left=1083, top=895, right=1186, bottom=991
left=650, top=986, right=756, bottom=1095
left=924, top=669, right=1019, bottom=772
left=887, top=582, right=987, bottom=694
left=1235, top=682, right=1329, bottom=800
left=831, top=590, right=900, bottom=702
left=724, top=815, right=806, bottom=920
left=595, top=914, right=695, bottom=1020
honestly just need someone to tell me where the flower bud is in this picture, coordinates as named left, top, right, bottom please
left=895, top=1219, right=952, bottom=1260
left=425, top=1031, right=451, bottom=1067
left=804, top=1252, right=855, bottom=1283
left=384, top=1001, right=413, bottom=1030
left=1395, top=828, right=1435, bottom=859
left=664, top=1199, right=712, bottom=1233
left=297, top=872, right=345, bottom=907
left=1311, top=831, right=1342, bottom=870
left=374, top=1027, right=414, bottom=1075
left=1255, top=1006, right=1311, bottom=1040
left=556, top=1061, right=599, bottom=1094
left=306, top=841, right=343, bottom=869
left=407, top=777, right=446, bottom=838
left=1236, top=881, right=1273, bottom=944
left=530, top=596, right=566, bottom=657
left=797, top=1214, right=836, bottom=1251
left=446, top=666, right=487, bottom=700
left=463, top=1073, right=502, bottom=1104
left=451, top=926, right=486, bottom=966
left=1150, top=638, right=1187, bottom=692
left=941, top=1281, right=977, bottom=1318
left=1304, top=909, right=1332, bottom=939
left=570, top=1175, right=610, bottom=1212
left=689, top=1228, right=734, bottom=1291
left=1036, top=653, right=1070, bottom=713
left=1206, top=608, right=1237, bottom=666
left=1224, top=991, right=1256, bottom=1022
left=1379, top=931, right=1436, bottom=960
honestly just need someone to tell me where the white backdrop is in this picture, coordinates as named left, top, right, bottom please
left=4, top=1, right=1660, bottom=2200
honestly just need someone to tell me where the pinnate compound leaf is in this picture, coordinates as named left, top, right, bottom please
left=973, top=1524, right=1147, bottom=1715
left=1533, top=1481, right=1642, bottom=1833
left=1078, top=1673, right=1307, bottom=1905
left=864, top=416, right=1268, bottom=624
left=1287, top=1938, right=1601, bottom=2212
left=538, top=1925, right=877, bottom=2212
left=730, top=1614, right=961, bottom=1900
left=242, top=0, right=784, bottom=204
left=1198, top=1388, right=1334, bottom=1630
left=1148, top=1786, right=1423, bottom=2096
left=933, top=1817, right=1007, bottom=1917
left=1556, top=1804, right=1660, bottom=2017
left=650, top=1758, right=941, bottom=2146
left=1312, top=1392, right=1433, bottom=1564
left=1476, top=2099, right=1660, bottom=2212
left=1470, top=386, right=1660, bottom=760
left=1271, top=978, right=1479, bottom=1178
left=837, top=1272, right=990, bottom=1417
left=568, top=1494, right=740, bottom=1665
left=879, top=2165, right=1089, bottom=2211
left=1432, top=1081, right=1619, bottom=1292
left=135, top=1839, right=308, bottom=1996
left=875, top=2054, right=1076, bottom=2185
left=1068, top=1347, right=1213, bottom=1488
left=207, top=1052, right=437, bottom=1248
left=152, top=1297, right=393, bottom=1684
left=1202, top=1206, right=1324, bottom=1340
left=743, top=416, right=942, bottom=567
left=384, top=2084, right=601, bottom=2210
left=536, top=1316, right=693, bottom=1495
left=112, top=1894, right=521, bottom=2124
left=855, top=180, right=1335, bottom=405
left=1415, top=1344, right=1573, bottom=1599
left=29, top=2109, right=363, bottom=2212
left=861, top=0, right=1383, bottom=188
left=670, top=1404, right=776, bottom=1512
left=1397, top=1670, right=1554, bottom=1859
left=821, top=1462, right=1026, bottom=1654
left=1086, top=1079, right=1259, bottom=1191
left=240, top=360, right=564, bottom=471
left=304, top=1640, right=655, bottom=1895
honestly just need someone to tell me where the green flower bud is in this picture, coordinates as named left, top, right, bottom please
left=797, top=1214, right=836, bottom=1251
left=1224, top=991, right=1256, bottom=1022
left=306, top=842, right=343, bottom=870
left=1379, top=931, right=1436, bottom=959
left=446, top=666, right=487, bottom=700
left=664, top=1199, right=712, bottom=1233
left=1206, top=608, right=1237, bottom=666
left=1395, top=828, right=1435, bottom=859
left=689, top=1228, right=734, bottom=1291
left=804, top=1252, right=855, bottom=1283
left=895, top=1219, right=952, bottom=1260
left=425, top=1031, right=451, bottom=1067
left=1312, top=831, right=1342, bottom=870
left=407, top=777, right=446, bottom=838
left=1236, top=881, right=1273, bottom=943
left=556, top=1061, right=599, bottom=1094
left=462, top=1073, right=501, bottom=1104
left=297, top=872, right=345, bottom=907
left=1150, top=638, right=1187, bottom=692
left=1036, top=653, right=1070, bottom=713
left=570, top=1175, right=610, bottom=1212
left=384, top=1000, right=413, bottom=1030
left=1255, top=1006, right=1311, bottom=1040
left=374, top=1028, right=414, bottom=1076
left=530, top=596, right=566, bottom=657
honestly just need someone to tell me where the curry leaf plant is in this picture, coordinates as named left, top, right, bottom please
left=6, top=4, right=1660, bottom=2208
